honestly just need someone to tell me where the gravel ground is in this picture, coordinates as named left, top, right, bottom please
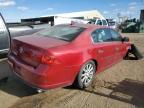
left=0, top=33, right=144, bottom=108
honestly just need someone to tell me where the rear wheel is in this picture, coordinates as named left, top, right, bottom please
left=75, top=60, right=96, bottom=89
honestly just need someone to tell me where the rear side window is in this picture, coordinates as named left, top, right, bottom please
left=91, top=31, right=98, bottom=43
left=39, top=25, right=85, bottom=41
left=110, top=29, right=122, bottom=41
left=91, top=28, right=112, bottom=43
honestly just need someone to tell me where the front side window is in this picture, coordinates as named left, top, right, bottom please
left=110, top=29, right=122, bottom=41
left=96, top=20, right=102, bottom=25
left=91, top=28, right=112, bottom=43
left=39, top=25, right=85, bottom=41
left=102, top=20, right=108, bottom=26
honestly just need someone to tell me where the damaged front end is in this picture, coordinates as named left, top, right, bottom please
left=125, top=44, right=143, bottom=60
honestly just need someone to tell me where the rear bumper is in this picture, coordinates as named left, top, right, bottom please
left=8, top=54, right=74, bottom=89
left=8, top=54, right=52, bottom=89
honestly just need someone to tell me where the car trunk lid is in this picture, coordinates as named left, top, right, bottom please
left=11, top=35, right=69, bottom=67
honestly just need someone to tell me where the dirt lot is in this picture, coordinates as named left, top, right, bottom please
left=0, top=33, right=144, bottom=108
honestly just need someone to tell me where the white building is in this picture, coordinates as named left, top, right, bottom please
left=21, top=10, right=105, bottom=26
left=41, top=10, right=105, bottom=19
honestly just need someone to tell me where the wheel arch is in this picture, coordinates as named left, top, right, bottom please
left=91, top=59, right=98, bottom=71
left=77, top=58, right=98, bottom=77
left=72, top=58, right=98, bottom=88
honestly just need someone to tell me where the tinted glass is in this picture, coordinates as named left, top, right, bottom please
left=0, top=16, right=9, bottom=49
left=102, top=20, right=108, bottom=25
left=0, top=17, right=6, bottom=30
left=91, top=31, right=98, bottom=43
left=91, top=28, right=112, bottom=43
left=39, top=25, right=85, bottom=41
left=96, top=20, right=102, bottom=25
left=110, top=29, right=122, bottom=41
left=108, top=22, right=116, bottom=26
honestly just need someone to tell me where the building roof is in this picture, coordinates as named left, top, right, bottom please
left=41, top=10, right=105, bottom=19
left=21, top=10, right=105, bottom=23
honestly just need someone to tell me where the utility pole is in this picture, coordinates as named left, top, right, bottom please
left=140, top=0, right=144, bottom=23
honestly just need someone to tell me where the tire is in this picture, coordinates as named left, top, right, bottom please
left=0, top=77, right=8, bottom=83
left=130, top=44, right=143, bottom=60
left=75, top=60, right=96, bottom=89
left=124, top=44, right=143, bottom=60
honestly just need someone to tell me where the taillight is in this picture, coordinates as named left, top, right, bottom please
left=41, top=55, right=55, bottom=65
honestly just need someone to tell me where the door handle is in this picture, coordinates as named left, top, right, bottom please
left=98, top=49, right=104, bottom=53
left=115, top=47, right=119, bottom=51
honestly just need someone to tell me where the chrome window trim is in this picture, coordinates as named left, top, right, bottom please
left=90, top=28, right=122, bottom=44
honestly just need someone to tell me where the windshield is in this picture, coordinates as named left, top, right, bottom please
left=39, top=25, right=85, bottom=41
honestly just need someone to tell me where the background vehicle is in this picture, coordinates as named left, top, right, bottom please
left=0, top=13, right=44, bottom=55
left=107, top=20, right=118, bottom=30
left=108, top=21, right=117, bottom=29
left=8, top=24, right=131, bottom=91
left=88, top=18, right=108, bottom=26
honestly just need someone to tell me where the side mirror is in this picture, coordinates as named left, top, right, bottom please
left=122, top=37, right=129, bottom=42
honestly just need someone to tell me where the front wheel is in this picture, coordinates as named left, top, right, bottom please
left=75, top=60, right=96, bottom=89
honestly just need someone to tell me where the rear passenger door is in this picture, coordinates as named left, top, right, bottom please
left=91, top=28, right=116, bottom=71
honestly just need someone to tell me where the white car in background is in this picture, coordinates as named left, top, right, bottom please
left=108, top=21, right=117, bottom=29
left=88, top=18, right=108, bottom=26
left=106, top=19, right=118, bottom=30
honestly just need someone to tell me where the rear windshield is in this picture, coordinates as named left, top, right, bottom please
left=39, top=25, right=85, bottom=41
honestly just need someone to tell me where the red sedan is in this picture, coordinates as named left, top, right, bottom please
left=8, top=24, right=131, bottom=90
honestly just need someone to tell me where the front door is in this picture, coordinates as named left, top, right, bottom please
left=91, top=28, right=115, bottom=72
left=109, top=29, right=126, bottom=62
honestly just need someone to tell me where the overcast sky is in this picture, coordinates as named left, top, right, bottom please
left=0, top=0, right=143, bottom=22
